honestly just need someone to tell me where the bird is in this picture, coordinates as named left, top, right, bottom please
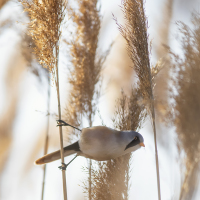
left=35, top=125, right=145, bottom=165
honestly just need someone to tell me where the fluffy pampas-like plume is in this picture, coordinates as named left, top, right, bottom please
left=170, top=12, right=200, bottom=200
left=114, top=0, right=161, bottom=199
left=65, top=0, right=106, bottom=199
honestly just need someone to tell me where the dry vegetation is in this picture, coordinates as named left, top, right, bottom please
left=91, top=88, right=146, bottom=200
left=22, top=0, right=68, bottom=199
left=153, top=0, right=173, bottom=124
left=114, top=0, right=161, bottom=199
left=1, top=0, right=200, bottom=200
left=170, top=13, right=200, bottom=200
left=22, top=0, right=66, bottom=75
left=65, top=0, right=102, bottom=135
left=65, top=0, right=105, bottom=199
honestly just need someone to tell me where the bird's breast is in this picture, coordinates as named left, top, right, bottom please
left=79, top=127, right=123, bottom=160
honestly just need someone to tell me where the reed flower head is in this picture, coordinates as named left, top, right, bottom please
left=170, top=12, right=200, bottom=199
left=22, top=0, right=66, bottom=75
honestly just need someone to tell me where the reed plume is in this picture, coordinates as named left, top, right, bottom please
left=170, top=12, right=200, bottom=200
left=114, top=0, right=161, bottom=199
left=65, top=0, right=105, bottom=199
left=22, top=0, right=67, bottom=199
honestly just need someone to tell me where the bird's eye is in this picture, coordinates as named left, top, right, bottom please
left=134, top=136, right=138, bottom=140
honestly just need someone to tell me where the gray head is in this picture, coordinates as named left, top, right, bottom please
left=124, top=131, right=145, bottom=151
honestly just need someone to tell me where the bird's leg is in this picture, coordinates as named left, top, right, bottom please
left=56, top=120, right=81, bottom=131
left=58, top=155, right=78, bottom=170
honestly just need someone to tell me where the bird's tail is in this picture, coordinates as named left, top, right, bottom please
left=35, top=141, right=80, bottom=165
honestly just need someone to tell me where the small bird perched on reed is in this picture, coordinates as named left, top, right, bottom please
left=35, top=124, right=145, bottom=165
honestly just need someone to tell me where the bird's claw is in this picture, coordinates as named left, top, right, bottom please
left=56, top=120, right=82, bottom=131
left=58, top=162, right=68, bottom=170
left=56, top=120, right=69, bottom=127
left=58, top=155, right=78, bottom=170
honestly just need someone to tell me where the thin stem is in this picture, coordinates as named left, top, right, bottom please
left=89, top=115, right=92, bottom=200
left=140, top=1, right=161, bottom=198
left=55, top=44, right=67, bottom=200
left=151, top=100, right=161, bottom=200
left=41, top=73, right=51, bottom=200
left=89, top=159, right=92, bottom=200
left=148, top=57, right=161, bottom=200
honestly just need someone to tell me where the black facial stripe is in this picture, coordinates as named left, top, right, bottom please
left=125, top=138, right=140, bottom=150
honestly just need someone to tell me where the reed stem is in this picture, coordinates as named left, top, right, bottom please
left=41, top=73, right=51, bottom=200
left=148, top=64, right=161, bottom=200
left=151, top=99, right=161, bottom=200
left=141, top=1, right=161, bottom=198
left=55, top=44, right=67, bottom=200
left=89, top=159, right=92, bottom=200
left=88, top=117, right=92, bottom=200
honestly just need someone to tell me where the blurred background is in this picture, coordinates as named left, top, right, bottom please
left=0, top=0, right=200, bottom=200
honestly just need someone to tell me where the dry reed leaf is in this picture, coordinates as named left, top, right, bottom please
left=170, top=12, right=200, bottom=200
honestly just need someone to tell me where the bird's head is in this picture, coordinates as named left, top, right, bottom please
left=124, top=131, right=145, bottom=151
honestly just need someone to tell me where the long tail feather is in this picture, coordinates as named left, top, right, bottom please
left=35, top=141, right=80, bottom=165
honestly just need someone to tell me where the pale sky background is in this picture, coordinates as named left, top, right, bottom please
left=0, top=0, right=200, bottom=200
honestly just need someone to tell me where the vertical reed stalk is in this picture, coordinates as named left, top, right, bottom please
left=22, top=0, right=67, bottom=199
left=55, top=44, right=67, bottom=200
left=114, top=0, right=161, bottom=199
left=88, top=119, right=92, bottom=200
left=150, top=96, right=161, bottom=200
left=41, top=73, right=50, bottom=200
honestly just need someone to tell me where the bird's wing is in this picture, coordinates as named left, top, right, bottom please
left=35, top=141, right=80, bottom=165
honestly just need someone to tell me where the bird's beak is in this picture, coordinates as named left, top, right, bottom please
left=140, top=142, right=145, bottom=147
